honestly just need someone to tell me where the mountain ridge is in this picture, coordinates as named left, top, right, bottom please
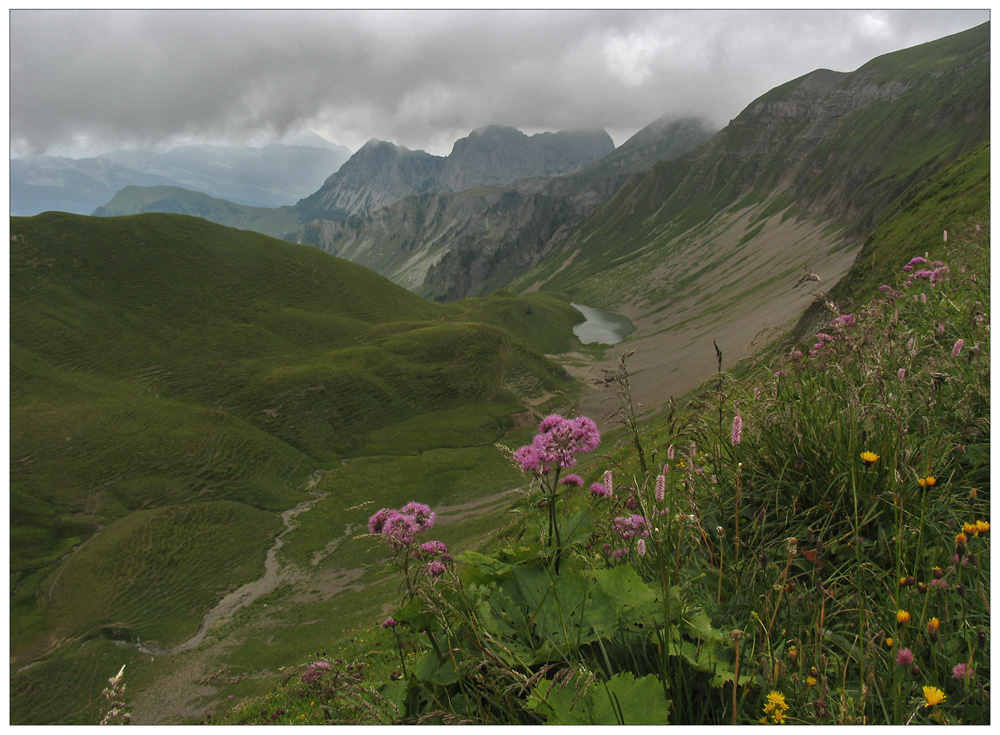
left=297, top=125, right=616, bottom=220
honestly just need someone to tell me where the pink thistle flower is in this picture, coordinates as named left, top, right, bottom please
left=401, top=501, right=435, bottom=531
left=368, top=508, right=395, bottom=535
left=953, top=339, right=964, bottom=357
left=610, top=548, right=627, bottom=560
left=383, top=512, right=420, bottom=547
left=896, top=648, right=915, bottom=667
left=381, top=617, right=399, bottom=629
left=560, top=474, right=583, bottom=487
left=613, top=514, right=649, bottom=540
left=908, top=256, right=927, bottom=266
left=515, top=415, right=601, bottom=474
left=590, top=482, right=611, bottom=498
left=952, top=663, right=974, bottom=681
left=655, top=474, right=666, bottom=503
left=424, top=560, right=447, bottom=578
left=538, top=414, right=565, bottom=432
left=301, top=661, right=332, bottom=684
left=902, top=264, right=914, bottom=273
left=514, top=444, right=544, bottom=474
left=731, top=411, right=743, bottom=446
left=419, top=540, right=448, bottom=557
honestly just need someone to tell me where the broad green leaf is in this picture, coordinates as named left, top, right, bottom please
left=528, top=672, right=671, bottom=725
left=456, top=550, right=514, bottom=577
left=413, top=651, right=459, bottom=686
left=560, top=509, right=593, bottom=546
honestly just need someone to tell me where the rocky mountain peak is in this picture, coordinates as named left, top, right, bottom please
left=298, top=125, right=616, bottom=220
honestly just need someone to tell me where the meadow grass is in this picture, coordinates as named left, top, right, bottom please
left=223, top=219, right=988, bottom=725
left=9, top=212, right=581, bottom=723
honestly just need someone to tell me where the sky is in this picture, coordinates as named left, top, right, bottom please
left=9, top=7, right=991, bottom=159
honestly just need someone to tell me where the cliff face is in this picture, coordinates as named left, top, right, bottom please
left=437, top=125, right=615, bottom=191
left=296, top=125, right=616, bottom=221
left=294, top=118, right=711, bottom=300
left=296, top=140, right=444, bottom=220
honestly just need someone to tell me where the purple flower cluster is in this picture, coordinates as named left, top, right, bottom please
left=590, top=482, right=611, bottom=497
left=418, top=540, right=450, bottom=558
left=613, top=514, right=650, bottom=540
left=424, top=560, right=448, bottom=578
left=901, top=255, right=950, bottom=288
left=300, top=661, right=332, bottom=684
left=369, top=502, right=436, bottom=548
left=514, top=414, right=600, bottom=476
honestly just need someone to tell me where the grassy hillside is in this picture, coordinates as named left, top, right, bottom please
left=10, top=212, right=584, bottom=723
left=93, top=185, right=305, bottom=239
left=210, top=132, right=990, bottom=726
left=794, top=141, right=990, bottom=336
left=514, top=23, right=989, bottom=304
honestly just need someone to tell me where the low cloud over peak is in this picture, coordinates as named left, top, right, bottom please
left=10, top=9, right=989, bottom=158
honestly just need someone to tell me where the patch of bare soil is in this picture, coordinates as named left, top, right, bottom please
left=571, top=210, right=859, bottom=427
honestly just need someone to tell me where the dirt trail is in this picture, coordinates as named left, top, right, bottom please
left=124, top=471, right=332, bottom=656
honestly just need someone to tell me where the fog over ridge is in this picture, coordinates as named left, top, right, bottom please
left=10, top=9, right=989, bottom=158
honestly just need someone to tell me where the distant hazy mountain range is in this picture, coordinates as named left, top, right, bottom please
left=10, top=137, right=352, bottom=215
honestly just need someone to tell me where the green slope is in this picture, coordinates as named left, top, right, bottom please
left=10, top=212, right=582, bottom=718
left=93, top=184, right=304, bottom=238
left=513, top=23, right=989, bottom=304
left=792, top=141, right=990, bottom=337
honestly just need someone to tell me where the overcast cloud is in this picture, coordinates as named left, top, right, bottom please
left=9, top=8, right=990, bottom=158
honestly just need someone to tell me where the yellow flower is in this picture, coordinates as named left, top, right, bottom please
left=918, top=476, right=936, bottom=488
left=806, top=675, right=818, bottom=687
left=963, top=521, right=978, bottom=535
left=897, top=609, right=911, bottom=624
left=955, top=533, right=968, bottom=547
left=886, top=637, right=894, bottom=647
left=761, top=690, right=790, bottom=724
left=975, top=520, right=990, bottom=534
left=927, top=617, right=940, bottom=634
left=922, top=685, right=946, bottom=708
left=860, top=451, right=880, bottom=465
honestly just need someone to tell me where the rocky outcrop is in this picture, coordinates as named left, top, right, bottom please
left=437, top=125, right=615, bottom=191
left=296, top=140, right=444, bottom=221
left=296, top=125, right=616, bottom=221
left=294, top=117, right=714, bottom=300
left=588, top=116, right=717, bottom=174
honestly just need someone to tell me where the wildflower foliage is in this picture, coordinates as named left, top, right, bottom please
left=244, top=224, right=989, bottom=724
